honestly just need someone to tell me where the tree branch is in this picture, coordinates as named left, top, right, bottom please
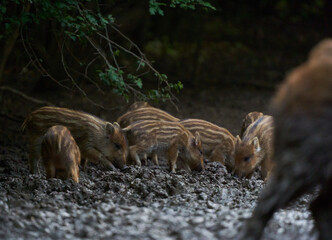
left=60, top=40, right=109, bottom=110
left=0, top=86, right=55, bottom=106
left=20, top=27, right=71, bottom=90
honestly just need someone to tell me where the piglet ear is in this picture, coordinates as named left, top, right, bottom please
left=106, top=122, right=115, bottom=135
left=194, top=131, right=201, bottom=146
left=251, top=137, right=261, bottom=153
left=236, top=135, right=241, bottom=144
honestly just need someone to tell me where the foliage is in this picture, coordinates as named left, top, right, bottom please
left=149, top=0, right=215, bottom=15
left=0, top=0, right=212, bottom=104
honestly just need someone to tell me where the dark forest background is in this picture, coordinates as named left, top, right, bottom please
left=0, top=0, right=330, bottom=111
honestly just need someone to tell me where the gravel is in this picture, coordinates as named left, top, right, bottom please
left=0, top=146, right=317, bottom=239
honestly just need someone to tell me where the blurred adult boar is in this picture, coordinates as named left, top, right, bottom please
left=240, top=39, right=332, bottom=240
left=22, top=106, right=128, bottom=173
left=41, top=125, right=80, bottom=182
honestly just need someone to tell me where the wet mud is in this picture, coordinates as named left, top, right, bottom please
left=0, top=146, right=317, bottom=240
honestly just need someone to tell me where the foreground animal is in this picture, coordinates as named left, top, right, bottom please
left=41, top=125, right=80, bottom=182
left=180, top=119, right=236, bottom=168
left=127, top=101, right=151, bottom=111
left=240, top=39, right=332, bottom=240
left=117, top=107, right=179, bottom=128
left=124, top=120, right=204, bottom=172
left=240, top=112, right=264, bottom=138
left=233, top=115, right=274, bottom=181
left=22, top=106, right=128, bottom=173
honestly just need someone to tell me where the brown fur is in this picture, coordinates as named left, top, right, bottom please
left=233, top=115, right=274, bottom=180
left=123, top=120, right=204, bottom=172
left=22, top=106, right=128, bottom=173
left=127, top=101, right=151, bottom=112
left=117, top=107, right=179, bottom=128
left=118, top=105, right=179, bottom=165
left=241, top=39, right=332, bottom=240
left=308, top=39, right=332, bottom=62
left=41, top=125, right=80, bottom=182
left=240, top=112, right=264, bottom=138
left=180, top=119, right=236, bottom=168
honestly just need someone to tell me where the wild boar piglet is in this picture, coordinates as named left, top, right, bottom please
left=127, top=101, right=151, bottom=112
left=240, top=112, right=264, bottom=138
left=117, top=107, right=179, bottom=128
left=180, top=118, right=236, bottom=169
left=124, top=120, right=204, bottom=173
left=233, top=115, right=274, bottom=181
left=41, top=125, right=80, bottom=182
left=22, top=106, right=128, bottom=173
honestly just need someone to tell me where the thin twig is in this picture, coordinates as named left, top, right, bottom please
left=111, top=25, right=147, bottom=59
left=0, top=112, right=23, bottom=122
left=85, top=55, right=99, bottom=77
left=71, top=68, right=105, bottom=94
left=20, top=27, right=70, bottom=90
left=98, top=33, right=153, bottom=70
left=0, top=86, right=55, bottom=106
left=60, top=40, right=107, bottom=110
left=59, top=40, right=123, bottom=111
left=104, top=26, right=128, bottom=92
left=85, top=36, right=112, bottom=68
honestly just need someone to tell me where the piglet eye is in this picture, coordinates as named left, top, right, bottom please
left=244, top=156, right=251, bottom=162
left=114, top=143, right=121, bottom=150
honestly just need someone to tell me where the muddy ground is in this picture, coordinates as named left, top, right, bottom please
left=0, top=86, right=318, bottom=239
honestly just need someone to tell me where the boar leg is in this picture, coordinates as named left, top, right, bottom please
left=142, top=153, right=148, bottom=165
left=240, top=151, right=312, bottom=240
left=168, top=140, right=178, bottom=173
left=310, top=178, right=332, bottom=240
left=28, top=136, right=42, bottom=174
left=260, top=166, right=269, bottom=182
left=80, top=158, right=88, bottom=170
left=181, top=161, right=191, bottom=171
left=129, top=146, right=142, bottom=167
left=210, top=146, right=226, bottom=165
left=67, top=167, right=78, bottom=182
left=45, top=163, right=55, bottom=179
left=82, top=147, right=116, bottom=170
left=152, top=152, right=159, bottom=166
left=70, top=164, right=80, bottom=183
left=260, top=152, right=274, bottom=181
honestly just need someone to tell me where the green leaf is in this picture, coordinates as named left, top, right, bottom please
left=135, top=79, right=143, bottom=89
left=114, top=50, right=120, bottom=56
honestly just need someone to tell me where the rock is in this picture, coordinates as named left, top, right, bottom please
left=190, top=216, right=205, bottom=225
left=207, top=200, right=219, bottom=209
left=198, top=192, right=207, bottom=200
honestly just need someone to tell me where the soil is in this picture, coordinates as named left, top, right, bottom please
left=0, top=86, right=318, bottom=239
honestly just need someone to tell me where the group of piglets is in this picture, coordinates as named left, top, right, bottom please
left=21, top=39, right=332, bottom=239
